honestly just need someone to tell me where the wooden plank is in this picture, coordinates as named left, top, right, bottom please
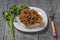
left=3, top=0, right=14, bottom=40
left=0, top=0, right=9, bottom=40
left=14, top=29, right=38, bottom=40
left=36, top=0, right=56, bottom=40
left=0, top=10, right=4, bottom=40
left=48, top=0, right=60, bottom=40
left=52, top=0, right=60, bottom=40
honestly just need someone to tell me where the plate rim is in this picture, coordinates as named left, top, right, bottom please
left=14, top=7, right=48, bottom=32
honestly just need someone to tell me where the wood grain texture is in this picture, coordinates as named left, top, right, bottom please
left=53, top=0, right=60, bottom=40
left=0, top=0, right=9, bottom=40
left=0, top=0, right=60, bottom=40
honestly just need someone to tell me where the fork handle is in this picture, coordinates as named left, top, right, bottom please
left=51, top=20, right=57, bottom=37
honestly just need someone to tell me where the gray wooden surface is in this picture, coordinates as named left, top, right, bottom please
left=0, top=0, right=60, bottom=40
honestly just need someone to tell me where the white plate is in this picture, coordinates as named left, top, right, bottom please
left=14, top=7, right=48, bottom=32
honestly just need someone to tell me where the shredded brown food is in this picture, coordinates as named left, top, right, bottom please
left=19, top=9, right=42, bottom=26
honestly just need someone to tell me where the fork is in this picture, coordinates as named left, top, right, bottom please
left=49, top=0, right=57, bottom=37
left=50, top=13, right=57, bottom=37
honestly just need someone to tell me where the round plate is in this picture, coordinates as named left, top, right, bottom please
left=14, top=7, right=48, bottom=32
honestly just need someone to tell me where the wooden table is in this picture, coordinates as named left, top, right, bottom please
left=0, top=0, right=60, bottom=40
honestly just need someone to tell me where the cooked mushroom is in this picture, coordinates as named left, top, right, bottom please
left=19, top=9, right=42, bottom=27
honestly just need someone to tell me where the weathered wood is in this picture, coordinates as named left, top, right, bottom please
left=2, top=0, right=14, bottom=40
left=0, top=0, right=60, bottom=40
left=0, top=10, right=4, bottom=40
left=53, top=0, right=60, bottom=40
left=0, top=0, right=9, bottom=40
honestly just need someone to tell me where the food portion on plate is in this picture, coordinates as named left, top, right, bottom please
left=18, top=9, right=43, bottom=28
